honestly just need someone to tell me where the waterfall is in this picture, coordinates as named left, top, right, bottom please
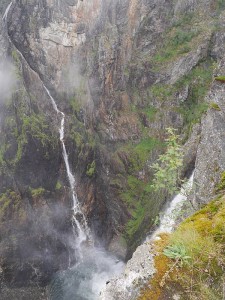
left=3, top=1, right=91, bottom=257
left=2, top=4, right=125, bottom=299
left=43, top=86, right=91, bottom=254
left=2, top=2, right=12, bottom=22
left=148, top=172, right=194, bottom=241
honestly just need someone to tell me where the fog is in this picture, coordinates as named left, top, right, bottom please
left=0, top=60, right=17, bottom=104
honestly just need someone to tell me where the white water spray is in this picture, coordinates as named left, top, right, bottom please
left=2, top=5, right=125, bottom=299
left=148, top=172, right=194, bottom=241
left=3, top=1, right=91, bottom=256
left=43, top=85, right=91, bottom=252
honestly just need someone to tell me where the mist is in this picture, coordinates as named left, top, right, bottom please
left=0, top=60, right=17, bottom=104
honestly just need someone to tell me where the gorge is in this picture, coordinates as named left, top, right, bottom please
left=0, top=0, right=225, bottom=299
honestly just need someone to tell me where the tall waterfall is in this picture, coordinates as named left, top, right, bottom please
left=3, top=5, right=125, bottom=300
left=3, top=1, right=90, bottom=256
left=43, top=86, right=91, bottom=254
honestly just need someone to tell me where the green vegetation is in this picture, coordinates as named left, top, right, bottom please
left=14, top=113, right=57, bottom=164
left=150, top=84, right=175, bottom=101
left=30, top=187, right=45, bottom=198
left=177, top=60, right=213, bottom=132
left=143, top=106, right=158, bottom=121
left=117, top=137, right=163, bottom=244
left=0, top=190, right=21, bottom=220
left=125, top=202, right=146, bottom=238
left=121, top=176, right=145, bottom=207
left=146, top=60, right=213, bottom=136
left=151, top=128, right=183, bottom=195
left=134, top=138, right=162, bottom=168
left=140, top=194, right=225, bottom=300
left=215, top=75, right=225, bottom=83
left=153, top=28, right=199, bottom=64
left=163, top=243, right=191, bottom=266
left=86, top=161, right=96, bottom=177
left=216, top=171, right=225, bottom=192
left=216, top=0, right=225, bottom=12
left=210, top=102, right=221, bottom=111
left=119, top=137, right=163, bottom=174
left=55, top=181, right=62, bottom=191
left=165, top=196, right=225, bottom=299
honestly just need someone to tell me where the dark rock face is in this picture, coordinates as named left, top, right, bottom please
left=0, top=0, right=225, bottom=292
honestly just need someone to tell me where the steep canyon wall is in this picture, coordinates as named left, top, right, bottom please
left=0, top=0, right=225, bottom=293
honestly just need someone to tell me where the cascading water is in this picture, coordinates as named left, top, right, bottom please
left=3, top=3, right=195, bottom=299
left=3, top=3, right=125, bottom=299
left=148, top=172, right=194, bottom=241
left=2, top=2, right=12, bottom=22
left=3, top=2, right=90, bottom=255
left=43, top=86, right=91, bottom=255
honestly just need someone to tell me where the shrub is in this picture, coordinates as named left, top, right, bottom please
left=151, top=128, right=183, bottom=195
left=163, top=243, right=191, bottom=265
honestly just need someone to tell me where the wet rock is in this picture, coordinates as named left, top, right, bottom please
left=100, top=242, right=155, bottom=300
left=193, top=75, right=225, bottom=205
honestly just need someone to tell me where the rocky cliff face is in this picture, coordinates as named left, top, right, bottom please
left=0, top=0, right=225, bottom=295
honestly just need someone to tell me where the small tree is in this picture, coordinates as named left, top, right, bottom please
left=151, top=127, right=183, bottom=195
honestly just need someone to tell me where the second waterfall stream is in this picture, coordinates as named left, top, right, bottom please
left=3, top=3, right=195, bottom=299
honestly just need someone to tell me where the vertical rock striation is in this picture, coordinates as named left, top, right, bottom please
left=0, top=0, right=225, bottom=294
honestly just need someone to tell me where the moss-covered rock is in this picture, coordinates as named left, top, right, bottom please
left=140, top=195, right=225, bottom=299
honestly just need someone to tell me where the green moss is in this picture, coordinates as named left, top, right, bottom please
left=143, top=106, right=158, bottom=121
left=114, top=136, right=164, bottom=247
left=172, top=13, right=195, bottom=28
left=86, top=161, right=96, bottom=177
left=0, top=190, right=21, bottom=220
left=216, top=0, right=225, bottom=12
left=11, top=50, right=20, bottom=64
left=216, top=171, right=225, bottom=192
left=150, top=84, right=175, bottom=101
left=176, top=60, right=213, bottom=132
left=121, top=176, right=145, bottom=208
left=55, top=181, right=62, bottom=191
left=13, top=113, right=57, bottom=164
left=162, top=196, right=225, bottom=298
left=135, top=138, right=161, bottom=157
left=152, top=28, right=200, bottom=64
left=210, top=102, right=221, bottom=111
left=30, top=187, right=45, bottom=198
left=125, top=202, right=146, bottom=240
left=215, top=75, right=225, bottom=83
left=129, top=138, right=163, bottom=171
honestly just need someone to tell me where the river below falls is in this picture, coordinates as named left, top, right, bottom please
left=49, top=173, right=194, bottom=300
left=49, top=246, right=124, bottom=300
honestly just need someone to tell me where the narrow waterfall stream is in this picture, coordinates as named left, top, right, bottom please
left=99, top=173, right=195, bottom=300
left=43, top=86, right=91, bottom=256
left=148, top=172, right=194, bottom=241
left=3, top=3, right=125, bottom=299
left=4, top=2, right=90, bottom=254
left=2, top=1, right=12, bottom=21
left=3, top=3, right=195, bottom=299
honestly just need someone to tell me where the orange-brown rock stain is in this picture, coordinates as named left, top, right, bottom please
left=138, top=234, right=185, bottom=300
left=138, top=235, right=170, bottom=300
